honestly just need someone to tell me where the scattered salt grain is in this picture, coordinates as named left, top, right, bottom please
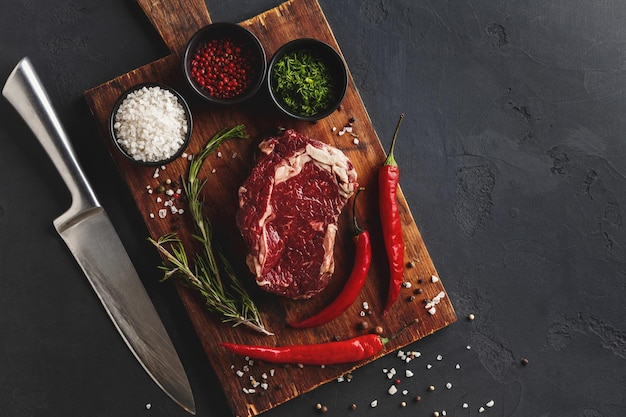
left=431, top=275, right=439, bottom=283
left=145, top=403, right=151, bottom=410
left=370, top=400, right=378, bottom=408
left=388, top=385, right=398, bottom=395
left=405, top=370, right=414, bottom=378
left=486, top=400, right=495, bottom=408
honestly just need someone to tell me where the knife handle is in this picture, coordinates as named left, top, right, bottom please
left=2, top=57, right=100, bottom=230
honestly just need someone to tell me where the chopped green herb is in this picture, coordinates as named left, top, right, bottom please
left=272, top=49, right=337, bottom=116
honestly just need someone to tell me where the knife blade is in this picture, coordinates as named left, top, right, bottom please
left=2, top=57, right=196, bottom=415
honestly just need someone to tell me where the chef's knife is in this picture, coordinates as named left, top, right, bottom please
left=2, top=57, right=196, bottom=415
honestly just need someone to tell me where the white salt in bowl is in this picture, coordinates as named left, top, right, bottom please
left=110, top=83, right=193, bottom=166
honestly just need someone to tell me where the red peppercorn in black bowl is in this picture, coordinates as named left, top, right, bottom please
left=183, top=22, right=266, bottom=105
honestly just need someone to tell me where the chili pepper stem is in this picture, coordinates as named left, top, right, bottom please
left=382, top=113, right=405, bottom=167
left=380, top=318, right=420, bottom=345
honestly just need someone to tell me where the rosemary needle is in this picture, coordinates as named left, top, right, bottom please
left=149, top=125, right=273, bottom=336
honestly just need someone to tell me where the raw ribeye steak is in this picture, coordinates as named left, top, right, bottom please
left=236, top=129, right=358, bottom=299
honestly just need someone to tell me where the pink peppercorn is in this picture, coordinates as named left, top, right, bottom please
left=190, top=36, right=256, bottom=99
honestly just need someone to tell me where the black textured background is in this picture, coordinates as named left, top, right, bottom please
left=2, top=1, right=625, bottom=416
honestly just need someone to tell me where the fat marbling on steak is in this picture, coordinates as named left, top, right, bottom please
left=236, top=129, right=358, bottom=299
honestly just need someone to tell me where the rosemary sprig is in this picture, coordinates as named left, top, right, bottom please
left=149, top=125, right=273, bottom=336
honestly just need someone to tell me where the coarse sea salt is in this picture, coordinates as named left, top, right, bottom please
left=114, top=85, right=188, bottom=163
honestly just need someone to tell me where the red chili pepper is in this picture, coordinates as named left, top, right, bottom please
left=221, top=319, right=419, bottom=365
left=380, top=114, right=405, bottom=315
left=222, top=334, right=383, bottom=365
left=288, top=188, right=371, bottom=329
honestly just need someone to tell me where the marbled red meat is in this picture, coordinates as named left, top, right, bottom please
left=236, top=129, right=358, bottom=299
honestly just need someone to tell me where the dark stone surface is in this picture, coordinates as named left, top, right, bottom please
left=2, top=1, right=625, bottom=416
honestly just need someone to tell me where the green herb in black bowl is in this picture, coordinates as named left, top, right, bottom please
left=267, top=38, right=348, bottom=121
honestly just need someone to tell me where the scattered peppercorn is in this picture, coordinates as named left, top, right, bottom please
left=349, top=403, right=357, bottom=410
left=415, top=395, right=422, bottom=402
left=358, top=321, right=369, bottom=330
left=468, top=313, right=475, bottom=321
left=428, top=385, right=435, bottom=392
left=374, top=326, right=384, bottom=335
left=521, top=358, right=529, bottom=366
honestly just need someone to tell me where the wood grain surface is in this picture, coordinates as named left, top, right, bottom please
left=83, top=0, right=456, bottom=415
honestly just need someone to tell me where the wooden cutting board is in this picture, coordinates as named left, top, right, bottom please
left=84, top=0, right=456, bottom=415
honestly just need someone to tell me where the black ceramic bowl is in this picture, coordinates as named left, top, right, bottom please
left=110, top=83, right=193, bottom=166
left=183, top=22, right=266, bottom=105
left=267, top=38, right=348, bottom=121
